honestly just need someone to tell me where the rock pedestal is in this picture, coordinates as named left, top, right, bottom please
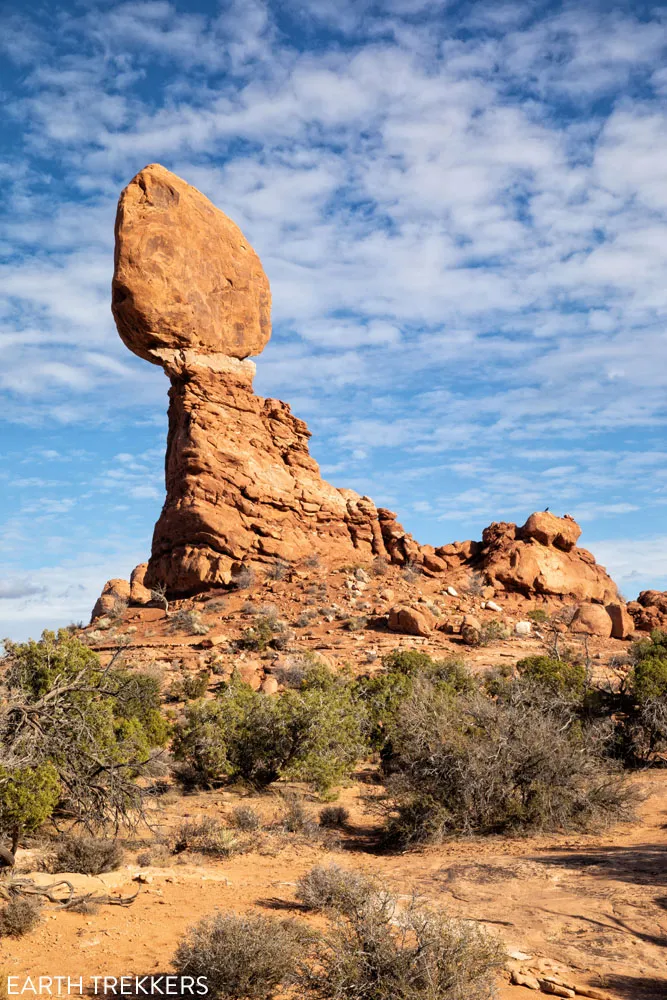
left=110, top=164, right=624, bottom=606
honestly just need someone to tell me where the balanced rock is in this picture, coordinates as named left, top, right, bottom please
left=112, top=164, right=270, bottom=363
left=108, top=165, right=627, bottom=609
left=91, top=578, right=130, bottom=621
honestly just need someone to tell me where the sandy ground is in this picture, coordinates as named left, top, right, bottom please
left=3, top=769, right=666, bottom=1000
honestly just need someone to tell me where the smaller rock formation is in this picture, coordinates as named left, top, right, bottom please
left=570, top=603, right=612, bottom=638
left=387, top=605, right=434, bottom=637
left=91, top=579, right=130, bottom=622
left=627, top=590, right=667, bottom=632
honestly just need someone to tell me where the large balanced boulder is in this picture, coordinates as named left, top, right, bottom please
left=112, top=164, right=271, bottom=362
left=606, top=602, right=635, bottom=640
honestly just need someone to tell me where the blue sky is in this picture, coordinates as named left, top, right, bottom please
left=1, top=0, right=667, bottom=640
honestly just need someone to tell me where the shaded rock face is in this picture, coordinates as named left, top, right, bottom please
left=111, top=164, right=622, bottom=604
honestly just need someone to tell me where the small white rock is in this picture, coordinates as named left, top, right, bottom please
left=515, top=621, right=532, bottom=636
left=446, top=586, right=458, bottom=597
left=485, top=600, right=502, bottom=612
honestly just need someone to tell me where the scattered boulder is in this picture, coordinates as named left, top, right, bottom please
left=387, top=605, right=434, bottom=637
left=260, top=676, right=279, bottom=695
left=510, top=971, right=540, bottom=990
left=91, top=579, right=130, bottom=622
left=605, top=602, right=635, bottom=640
left=570, top=604, right=612, bottom=638
left=460, top=614, right=482, bottom=645
left=130, top=563, right=152, bottom=605
left=515, top=621, right=532, bottom=636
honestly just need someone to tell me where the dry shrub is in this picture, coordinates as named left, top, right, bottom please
left=173, top=817, right=239, bottom=857
left=0, top=898, right=42, bottom=937
left=297, top=866, right=505, bottom=1000
left=170, top=609, right=209, bottom=636
left=229, top=805, right=261, bottom=832
left=136, top=844, right=172, bottom=867
left=51, top=836, right=124, bottom=875
left=319, top=805, right=349, bottom=829
left=385, top=681, right=634, bottom=845
left=173, top=912, right=308, bottom=999
left=278, top=793, right=317, bottom=835
left=295, top=864, right=375, bottom=915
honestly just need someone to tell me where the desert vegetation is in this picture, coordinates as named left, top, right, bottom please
left=173, top=866, right=505, bottom=1000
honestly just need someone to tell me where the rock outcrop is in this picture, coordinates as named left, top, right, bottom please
left=110, top=164, right=624, bottom=608
left=628, top=591, right=667, bottom=632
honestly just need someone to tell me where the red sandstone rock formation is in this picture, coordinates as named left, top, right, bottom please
left=628, top=591, right=667, bottom=632
left=108, top=164, right=623, bottom=608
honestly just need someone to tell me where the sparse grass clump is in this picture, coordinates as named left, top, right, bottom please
left=231, top=566, right=256, bottom=590
left=51, top=836, right=124, bottom=875
left=174, top=912, right=308, bottom=999
left=174, top=818, right=239, bottom=857
left=170, top=609, right=210, bottom=636
left=0, top=898, right=42, bottom=938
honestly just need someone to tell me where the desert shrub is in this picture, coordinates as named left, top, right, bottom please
left=170, top=609, right=209, bottom=636
left=384, top=680, right=632, bottom=844
left=52, top=836, right=124, bottom=875
left=299, top=869, right=505, bottom=1000
left=229, top=805, right=261, bottom=832
left=295, top=864, right=375, bottom=915
left=371, top=557, right=388, bottom=576
left=527, top=608, right=549, bottom=623
left=631, top=656, right=667, bottom=703
left=382, top=649, right=433, bottom=676
left=278, top=793, right=318, bottom=835
left=356, top=652, right=473, bottom=752
left=266, top=560, right=290, bottom=581
left=0, top=763, right=60, bottom=852
left=174, top=818, right=238, bottom=857
left=343, top=616, right=368, bottom=632
left=173, top=912, right=307, bottom=999
left=295, top=610, right=318, bottom=628
left=611, top=632, right=667, bottom=765
left=173, top=673, right=367, bottom=793
left=0, top=898, right=41, bottom=938
left=238, top=617, right=275, bottom=652
left=515, top=655, right=587, bottom=698
left=110, top=670, right=171, bottom=747
left=181, top=671, right=210, bottom=701
left=0, top=631, right=167, bottom=837
left=478, top=620, right=509, bottom=645
left=136, top=844, right=172, bottom=866
left=172, top=700, right=232, bottom=787
left=401, top=560, right=420, bottom=581
left=319, top=805, right=349, bottom=828
left=204, top=597, right=228, bottom=613
left=231, top=566, right=256, bottom=590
